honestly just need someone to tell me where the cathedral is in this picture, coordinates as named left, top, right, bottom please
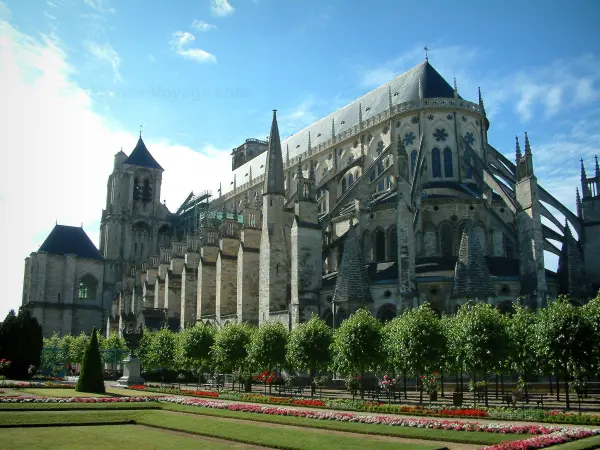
left=21, top=60, right=600, bottom=337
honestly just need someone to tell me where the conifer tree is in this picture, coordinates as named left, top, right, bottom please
left=75, top=328, right=105, bottom=394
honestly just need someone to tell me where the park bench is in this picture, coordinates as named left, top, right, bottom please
left=201, top=375, right=225, bottom=391
left=362, top=378, right=382, bottom=402
left=277, top=377, right=310, bottom=396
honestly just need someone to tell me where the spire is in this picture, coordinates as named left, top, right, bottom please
left=524, top=132, right=532, bottom=154
left=358, top=103, right=363, bottom=127
left=388, top=85, right=393, bottom=112
left=263, top=110, right=285, bottom=195
left=331, top=118, right=335, bottom=140
left=243, top=188, right=249, bottom=208
left=515, top=136, right=522, bottom=161
left=286, top=144, right=290, bottom=168
left=307, top=131, right=312, bottom=156
left=296, top=155, right=303, bottom=180
left=309, top=158, right=316, bottom=181
left=249, top=165, right=253, bottom=183
left=595, top=155, right=599, bottom=177
left=576, top=187, right=582, bottom=218
left=333, top=226, right=373, bottom=306
left=478, top=87, right=486, bottom=116
left=123, top=135, right=163, bottom=170
left=218, top=182, right=222, bottom=198
left=580, top=159, right=587, bottom=180
left=451, top=222, right=496, bottom=300
left=453, top=77, right=458, bottom=98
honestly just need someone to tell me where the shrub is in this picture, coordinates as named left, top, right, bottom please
left=75, top=328, right=105, bottom=394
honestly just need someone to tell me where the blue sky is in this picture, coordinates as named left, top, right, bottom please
left=1, top=0, right=599, bottom=319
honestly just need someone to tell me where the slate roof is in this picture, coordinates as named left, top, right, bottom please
left=264, top=110, right=285, bottom=195
left=38, top=225, right=104, bottom=260
left=333, top=225, right=373, bottom=304
left=222, top=60, right=460, bottom=195
left=451, top=222, right=496, bottom=299
left=124, top=137, right=163, bottom=170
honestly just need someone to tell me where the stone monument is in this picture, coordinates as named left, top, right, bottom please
left=116, top=312, right=145, bottom=386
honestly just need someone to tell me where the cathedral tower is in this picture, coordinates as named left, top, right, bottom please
left=514, top=134, right=547, bottom=308
left=580, top=157, right=600, bottom=290
left=259, top=111, right=290, bottom=325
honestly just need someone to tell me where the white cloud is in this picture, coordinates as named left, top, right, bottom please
left=83, top=0, right=115, bottom=15
left=211, top=0, right=234, bottom=17
left=170, top=31, right=216, bottom=64
left=84, top=40, right=122, bottom=83
left=0, top=20, right=231, bottom=320
left=191, top=19, right=217, bottom=32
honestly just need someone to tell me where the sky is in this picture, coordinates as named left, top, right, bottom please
left=1, top=0, right=599, bottom=320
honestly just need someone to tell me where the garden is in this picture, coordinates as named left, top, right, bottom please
left=1, top=294, right=600, bottom=449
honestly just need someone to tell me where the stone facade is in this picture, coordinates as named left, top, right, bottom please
left=21, top=60, right=600, bottom=337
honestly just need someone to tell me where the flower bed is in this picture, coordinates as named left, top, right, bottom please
left=0, top=396, right=159, bottom=403
left=1, top=381, right=74, bottom=389
left=482, top=428, right=599, bottom=449
left=124, top=386, right=600, bottom=426
left=161, top=396, right=599, bottom=445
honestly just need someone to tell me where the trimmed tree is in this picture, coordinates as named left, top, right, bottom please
left=0, top=308, right=43, bottom=379
left=248, top=322, right=288, bottom=392
left=286, top=315, right=332, bottom=396
left=507, top=304, right=538, bottom=396
left=148, top=327, right=177, bottom=385
left=178, top=323, right=216, bottom=387
left=75, top=328, right=105, bottom=393
left=211, top=323, right=254, bottom=390
left=330, top=309, right=382, bottom=399
left=583, top=291, right=600, bottom=378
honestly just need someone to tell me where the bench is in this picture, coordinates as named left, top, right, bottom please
left=277, top=377, right=310, bottom=396
left=503, top=392, right=546, bottom=407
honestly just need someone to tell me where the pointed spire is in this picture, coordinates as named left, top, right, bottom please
left=233, top=174, right=236, bottom=191
left=218, top=182, right=222, bottom=198
left=309, top=158, right=316, bottom=181
left=524, top=132, right=532, bottom=154
left=515, top=136, right=522, bottom=161
left=478, top=87, right=486, bottom=116
left=453, top=77, right=459, bottom=98
left=576, top=187, right=582, bottom=217
left=333, top=226, right=373, bottom=305
left=286, top=144, right=290, bottom=168
left=595, top=155, right=599, bottom=177
left=331, top=118, right=336, bottom=140
left=451, top=222, right=496, bottom=300
left=307, top=131, right=312, bottom=156
left=358, top=103, right=363, bottom=125
left=388, top=85, right=393, bottom=112
left=249, top=165, right=253, bottom=183
left=263, top=110, right=285, bottom=195
left=243, top=188, right=249, bottom=208
left=296, top=155, right=303, bottom=180
left=580, top=158, right=587, bottom=180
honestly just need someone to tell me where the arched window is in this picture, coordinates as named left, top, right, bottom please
left=410, top=150, right=417, bottom=175
left=341, top=177, right=347, bottom=193
left=386, top=175, right=392, bottom=189
left=78, top=274, right=97, bottom=300
left=355, top=170, right=360, bottom=180
left=465, top=151, right=473, bottom=179
left=443, top=147, right=453, bottom=178
left=388, top=226, right=398, bottom=263
left=378, top=180, right=384, bottom=191
left=377, top=160, right=383, bottom=176
left=374, top=229, right=386, bottom=262
left=440, top=223, right=454, bottom=257
left=377, top=304, right=397, bottom=323
left=432, top=148, right=442, bottom=178
left=348, top=173, right=354, bottom=186
left=385, top=157, right=390, bottom=168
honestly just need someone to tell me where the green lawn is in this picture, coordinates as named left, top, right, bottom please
left=552, top=435, right=600, bottom=449
left=19, top=388, right=108, bottom=397
left=0, top=424, right=261, bottom=450
left=0, top=411, right=438, bottom=449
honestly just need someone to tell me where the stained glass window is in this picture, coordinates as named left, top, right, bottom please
left=443, top=147, right=453, bottom=178
left=432, top=148, right=442, bottom=178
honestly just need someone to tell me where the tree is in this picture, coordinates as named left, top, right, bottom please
left=583, top=291, right=600, bottom=377
left=507, top=305, right=538, bottom=394
left=330, top=309, right=382, bottom=399
left=455, top=302, right=509, bottom=406
left=75, top=328, right=105, bottom=393
left=383, top=303, right=446, bottom=403
left=248, top=322, right=288, bottom=373
left=178, top=323, right=216, bottom=386
left=147, top=327, right=177, bottom=385
left=68, top=332, right=90, bottom=367
left=211, top=323, right=253, bottom=387
left=536, top=296, right=595, bottom=408
left=0, top=308, right=43, bottom=379
left=100, top=331, right=128, bottom=370
left=286, top=315, right=332, bottom=395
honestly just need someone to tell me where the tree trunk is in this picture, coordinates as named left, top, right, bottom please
left=484, top=371, right=489, bottom=407
left=460, top=372, right=464, bottom=393
left=472, top=372, right=476, bottom=407
left=419, top=373, right=423, bottom=404
left=524, top=372, right=529, bottom=403
left=564, top=377, right=570, bottom=409
left=495, top=374, right=499, bottom=399
left=549, top=374, right=553, bottom=395
left=441, top=371, right=445, bottom=398
left=310, top=368, right=316, bottom=398
left=556, top=376, right=560, bottom=402
left=501, top=373, right=504, bottom=396
left=403, top=372, right=407, bottom=399
left=455, top=371, right=459, bottom=392
left=360, top=370, right=365, bottom=400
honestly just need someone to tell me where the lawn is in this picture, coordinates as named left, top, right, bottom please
left=19, top=389, right=108, bottom=398
left=0, top=410, right=440, bottom=449
left=0, top=424, right=265, bottom=450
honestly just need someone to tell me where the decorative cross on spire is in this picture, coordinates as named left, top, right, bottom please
left=140, top=125, right=143, bottom=138
left=424, top=46, right=429, bottom=61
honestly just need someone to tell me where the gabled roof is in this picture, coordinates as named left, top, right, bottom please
left=123, top=137, right=163, bottom=170
left=38, top=225, right=104, bottom=260
left=222, top=60, right=461, bottom=196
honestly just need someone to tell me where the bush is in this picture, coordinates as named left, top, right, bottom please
left=75, top=328, right=105, bottom=394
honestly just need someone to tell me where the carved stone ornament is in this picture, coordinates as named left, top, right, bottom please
left=121, top=312, right=143, bottom=356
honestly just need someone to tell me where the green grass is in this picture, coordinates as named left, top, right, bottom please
left=0, top=411, right=438, bottom=449
left=0, top=424, right=250, bottom=450
left=0, top=402, right=160, bottom=411
left=160, top=402, right=524, bottom=445
left=105, top=387, right=164, bottom=397
left=19, top=389, right=107, bottom=397
left=551, top=435, right=600, bottom=449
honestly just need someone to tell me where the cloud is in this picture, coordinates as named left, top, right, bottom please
left=191, top=19, right=217, bottom=32
left=0, top=19, right=232, bottom=320
left=148, top=53, right=156, bottom=63
left=170, top=31, right=216, bottom=64
left=84, top=40, right=122, bottom=83
left=83, top=0, right=115, bottom=15
left=278, top=97, right=320, bottom=137
left=211, top=0, right=234, bottom=17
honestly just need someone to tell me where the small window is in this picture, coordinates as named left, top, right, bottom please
left=78, top=274, right=97, bottom=300
left=432, top=148, right=442, bottom=178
